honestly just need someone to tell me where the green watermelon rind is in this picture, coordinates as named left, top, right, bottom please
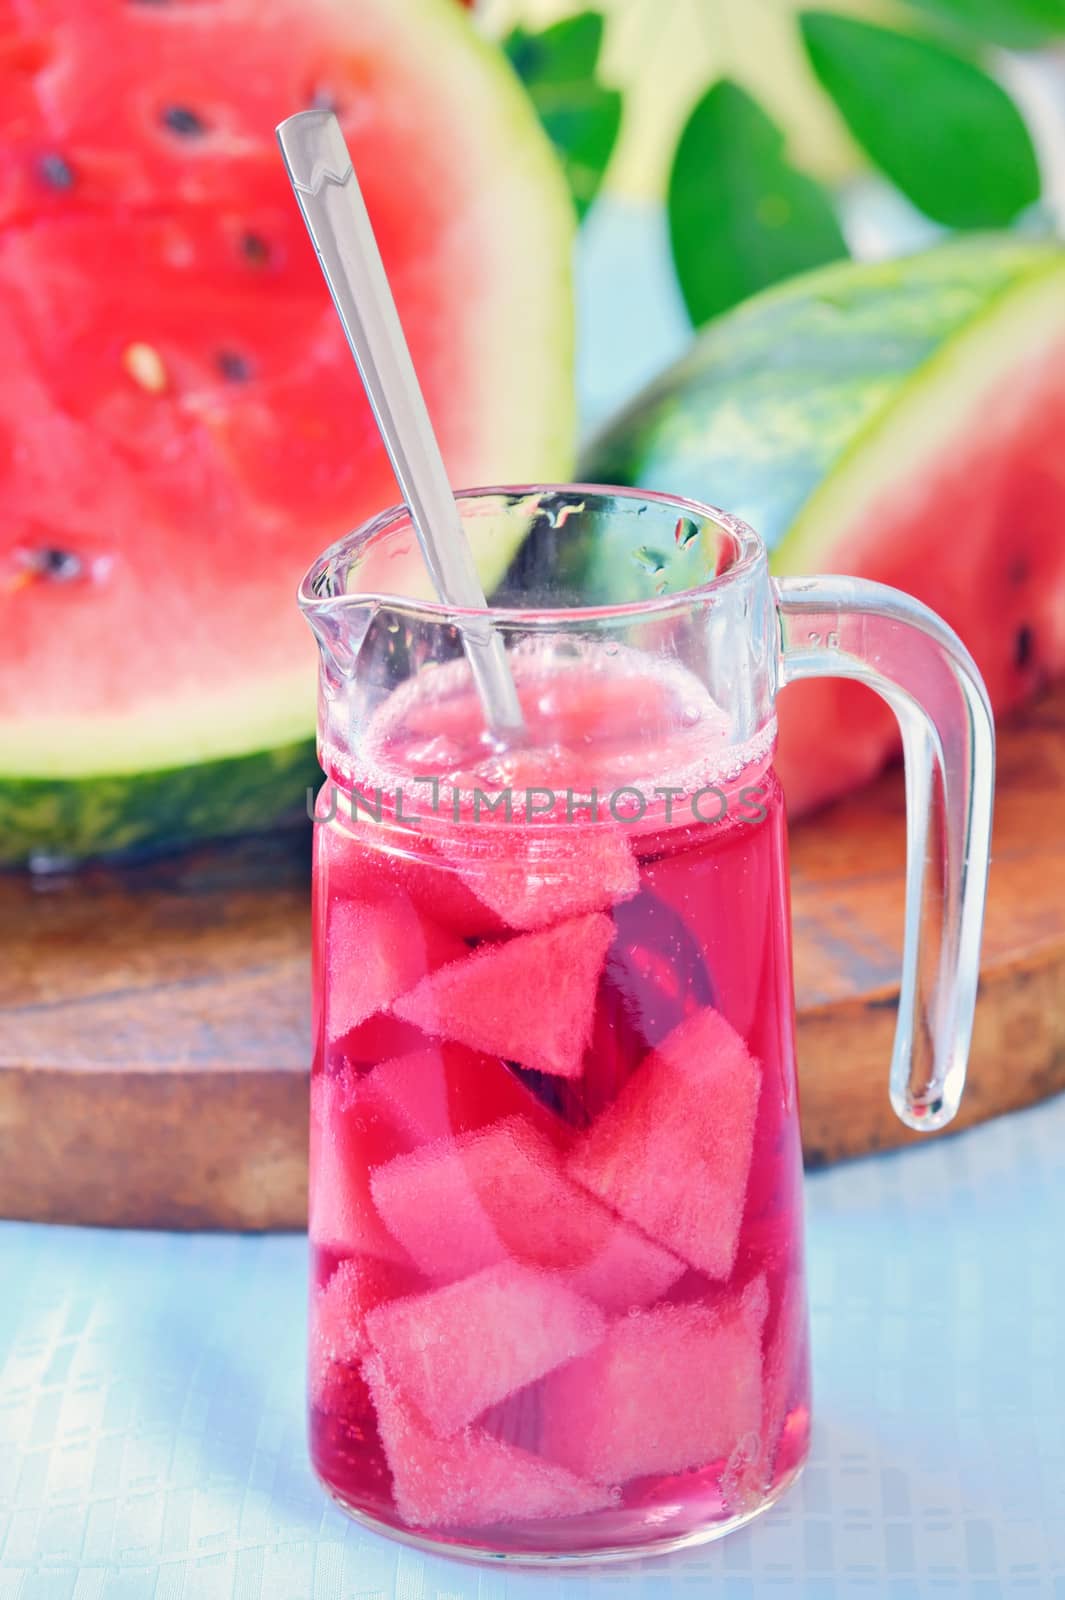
left=0, top=0, right=577, bottom=866
left=581, top=236, right=1065, bottom=570
left=773, top=249, right=1065, bottom=573
left=0, top=741, right=322, bottom=866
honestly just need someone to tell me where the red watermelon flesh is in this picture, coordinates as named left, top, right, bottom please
left=365, top=1261, right=606, bottom=1437
left=370, top=1116, right=684, bottom=1310
left=567, top=1005, right=762, bottom=1278
left=393, top=912, right=615, bottom=1079
left=539, top=1277, right=768, bottom=1485
left=326, top=896, right=465, bottom=1042
left=362, top=1354, right=616, bottom=1529
left=438, top=825, right=639, bottom=932
left=319, top=821, right=507, bottom=940
left=337, top=1011, right=432, bottom=1069
left=308, top=1069, right=413, bottom=1261
left=0, top=198, right=497, bottom=728
left=310, top=1253, right=419, bottom=1412
left=0, top=0, right=574, bottom=860
left=361, top=1044, right=567, bottom=1149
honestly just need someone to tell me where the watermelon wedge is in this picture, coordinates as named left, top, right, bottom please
left=320, top=824, right=507, bottom=939
left=393, top=912, right=615, bottom=1078
left=438, top=825, right=639, bottom=931
left=370, top=1115, right=684, bottom=1309
left=0, top=0, right=574, bottom=862
left=336, top=1011, right=432, bottom=1068
left=310, top=1254, right=418, bottom=1412
left=360, top=1045, right=567, bottom=1148
left=307, top=1070, right=413, bottom=1262
left=326, top=897, right=465, bottom=1043
left=539, top=1276, right=768, bottom=1485
left=567, top=1005, right=762, bottom=1278
left=581, top=239, right=1065, bottom=814
left=365, top=1261, right=606, bottom=1437
left=362, top=1354, right=616, bottom=1529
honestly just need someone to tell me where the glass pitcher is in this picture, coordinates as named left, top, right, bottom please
left=299, top=485, right=994, bottom=1564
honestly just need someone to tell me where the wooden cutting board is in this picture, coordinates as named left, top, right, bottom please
left=2, top=683, right=1063, bottom=1229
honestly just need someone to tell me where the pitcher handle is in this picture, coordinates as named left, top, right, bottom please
left=775, top=576, right=996, bottom=1132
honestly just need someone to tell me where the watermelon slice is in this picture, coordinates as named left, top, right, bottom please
left=0, top=0, right=574, bottom=862
left=326, top=897, right=465, bottom=1043
left=539, top=1277, right=768, bottom=1484
left=361, top=1046, right=566, bottom=1149
left=307, top=1070, right=412, bottom=1261
left=567, top=1006, right=761, bottom=1278
left=365, top=1261, right=605, bottom=1437
left=581, top=238, right=1065, bottom=814
left=370, top=1116, right=684, bottom=1310
left=393, top=912, right=614, bottom=1078
left=438, top=825, right=639, bottom=931
left=321, top=824, right=507, bottom=939
left=362, top=1354, right=616, bottom=1529
left=310, top=1254, right=418, bottom=1412
left=574, top=881, right=719, bottom=1126
left=337, top=1011, right=432, bottom=1068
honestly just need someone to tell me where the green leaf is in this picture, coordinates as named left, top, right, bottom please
left=800, top=12, right=1041, bottom=227
left=901, top=0, right=1065, bottom=50
left=505, top=12, right=622, bottom=220
left=667, top=79, right=848, bottom=328
left=505, top=11, right=602, bottom=83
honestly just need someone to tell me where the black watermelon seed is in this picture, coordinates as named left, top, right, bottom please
left=309, top=87, right=341, bottom=113
left=1014, top=623, right=1034, bottom=669
left=161, top=105, right=207, bottom=138
left=240, top=232, right=270, bottom=266
left=216, top=349, right=252, bottom=382
left=31, top=547, right=83, bottom=582
left=38, top=153, right=76, bottom=191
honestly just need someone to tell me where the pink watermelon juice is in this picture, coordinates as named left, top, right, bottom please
left=307, top=650, right=810, bottom=1558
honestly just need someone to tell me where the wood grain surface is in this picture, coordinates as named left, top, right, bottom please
left=1, top=684, right=1062, bottom=1229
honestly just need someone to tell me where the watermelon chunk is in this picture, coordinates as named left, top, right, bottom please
left=361, top=1046, right=566, bottom=1149
left=321, top=824, right=507, bottom=939
left=307, top=1070, right=411, bottom=1261
left=371, top=1117, right=683, bottom=1311
left=337, top=1011, right=431, bottom=1068
left=393, top=912, right=614, bottom=1078
left=576, top=884, right=719, bottom=1124
left=326, top=897, right=464, bottom=1042
left=439, top=826, right=639, bottom=931
left=310, top=1255, right=417, bottom=1412
left=363, top=1354, right=616, bottom=1529
left=567, top=1006, right=761, bottom=1278
left=540, top=1278, right=768, bottom=1484
left=0, top=0, right=574, bottom=863
left=365, top=1261, right=605, bottom=1437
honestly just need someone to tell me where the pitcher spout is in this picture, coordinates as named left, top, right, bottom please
left=300, top=597, right=375, bottom=684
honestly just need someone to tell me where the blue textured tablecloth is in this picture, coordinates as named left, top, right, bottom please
left=3, top=1093, right=1065, bottom=1597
